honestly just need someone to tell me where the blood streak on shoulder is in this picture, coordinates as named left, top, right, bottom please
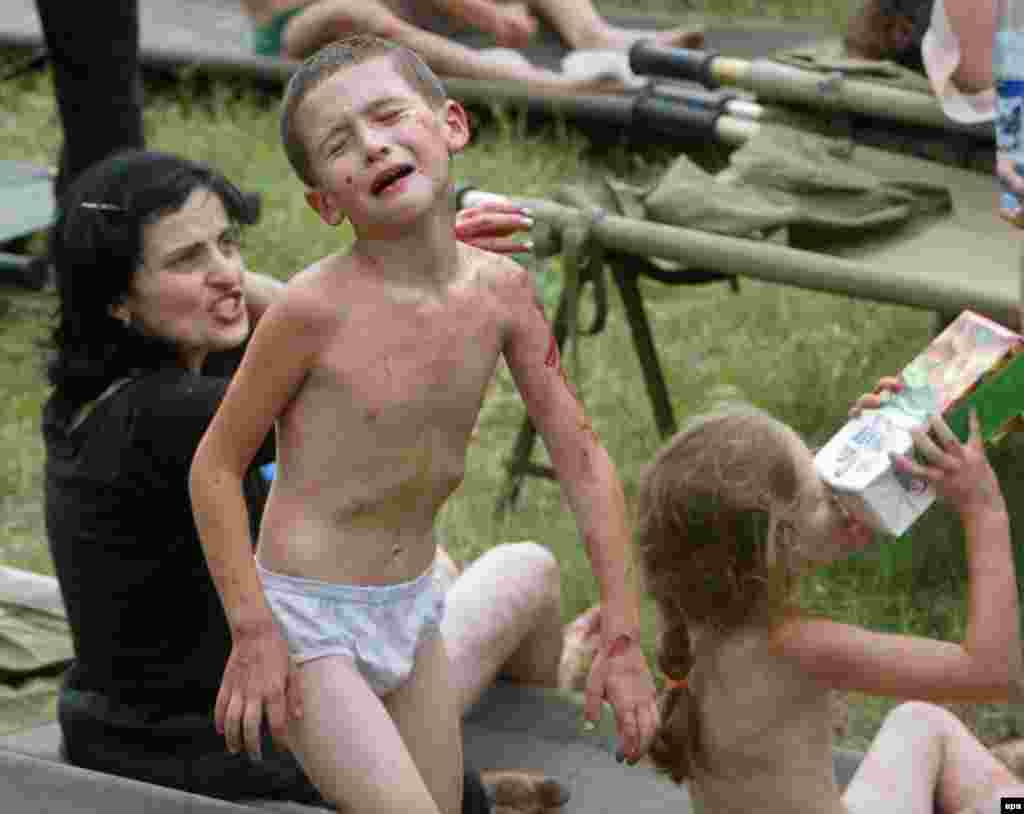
left=533, top=294, right=562, bottom=369
left=545, top=333, right=560, bottom=367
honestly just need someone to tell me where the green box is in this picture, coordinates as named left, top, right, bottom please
left=945, top=350, right=1024, bottom=445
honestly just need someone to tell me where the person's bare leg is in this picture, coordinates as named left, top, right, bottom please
left=523, top=0, right=704, bottom=51
left=385, top=635, right=463, bottom=814
left=287, top=655, right=444, bottom=813
left=557, top=603, right=601, bottom=692
left=281, top=0, right=627, bottom=92
left=843, top=701, right=1023, bottom=814
left=442, top=541, right=563, bottom=715
left=436, top=542, right=572, bottom=812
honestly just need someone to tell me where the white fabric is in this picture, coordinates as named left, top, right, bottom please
left=921, top=0, right=996, bottom=123
left=478, top=47, right=535, bottom=72
left=560, top=50, right=646, bottom=89
left=0, top=567, right=65, bottom=618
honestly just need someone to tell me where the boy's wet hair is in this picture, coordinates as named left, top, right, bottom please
left=280, top=34, right=448, bottom=187
left=635, top=403, right=810, bottom=783
left=46, top=149, right=256, bottom=419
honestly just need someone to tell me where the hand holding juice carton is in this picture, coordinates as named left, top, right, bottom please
left=814, top=311, right=1024, bottom=536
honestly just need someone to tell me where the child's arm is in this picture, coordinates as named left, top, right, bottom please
left=771, top=410, right=1021, bottom=704
left=497, top=259, right=657, bottom=763
left=189, top=285, right=329, bottom=758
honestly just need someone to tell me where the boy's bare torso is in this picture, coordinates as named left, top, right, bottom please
left=256, top=243, right=512, bottom=586
left=690, top=625, right=850, bottom=814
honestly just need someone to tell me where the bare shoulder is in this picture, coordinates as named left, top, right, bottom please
left=267, top=255, right=351, bottom=333
left=461, top=244, right=534, bottom=304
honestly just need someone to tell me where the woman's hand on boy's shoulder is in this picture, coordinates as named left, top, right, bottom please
left=455, top=198, right=534, bottom=255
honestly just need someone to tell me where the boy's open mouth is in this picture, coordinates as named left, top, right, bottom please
left=371, top=164, right=415, bottom=196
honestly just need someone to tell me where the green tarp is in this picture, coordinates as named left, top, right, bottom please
left=773, top=37, right=935, bottom=96
left=600, top=124, right=951, bottom=238
left=0, top=568, right=71, bottom=736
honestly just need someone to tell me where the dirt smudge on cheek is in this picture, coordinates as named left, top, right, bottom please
left=606, top=633, right=633, bottom=659
left=358, top=253, right=382, bottom=275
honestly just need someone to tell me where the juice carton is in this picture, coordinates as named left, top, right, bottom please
left=814, top=311, right=1024, bottom=536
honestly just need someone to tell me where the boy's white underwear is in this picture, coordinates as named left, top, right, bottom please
left=256, top=559, right=446, bottom=696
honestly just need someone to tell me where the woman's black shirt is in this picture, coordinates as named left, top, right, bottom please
left=42, top=365, right=273, bottom=713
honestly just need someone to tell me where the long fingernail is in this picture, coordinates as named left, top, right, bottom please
left=521, top=217, right=535, bottom=228
left=522, top=240, right=534, bottom=251
left=521, top=207, right=534, bottom=217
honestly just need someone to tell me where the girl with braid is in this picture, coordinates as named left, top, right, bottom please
left=636, top=399, right=1024, bottom=814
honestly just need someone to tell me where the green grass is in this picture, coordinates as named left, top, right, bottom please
left=3, top=0, right=1024, bottom=753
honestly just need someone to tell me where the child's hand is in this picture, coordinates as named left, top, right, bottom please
left=215, top=626, right=302, bottom=759
left=584, top=634, right=659, bottom=765
left=492, top=2, right=538, bottom=48
left=848, top=375, right=903, bottom=417
left=891, top=409, right=1005, bottom=517
left=455, top=198, right=534, bottom=254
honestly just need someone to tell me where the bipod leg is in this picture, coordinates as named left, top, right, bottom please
left=608, top=255, right=678, bottom=440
